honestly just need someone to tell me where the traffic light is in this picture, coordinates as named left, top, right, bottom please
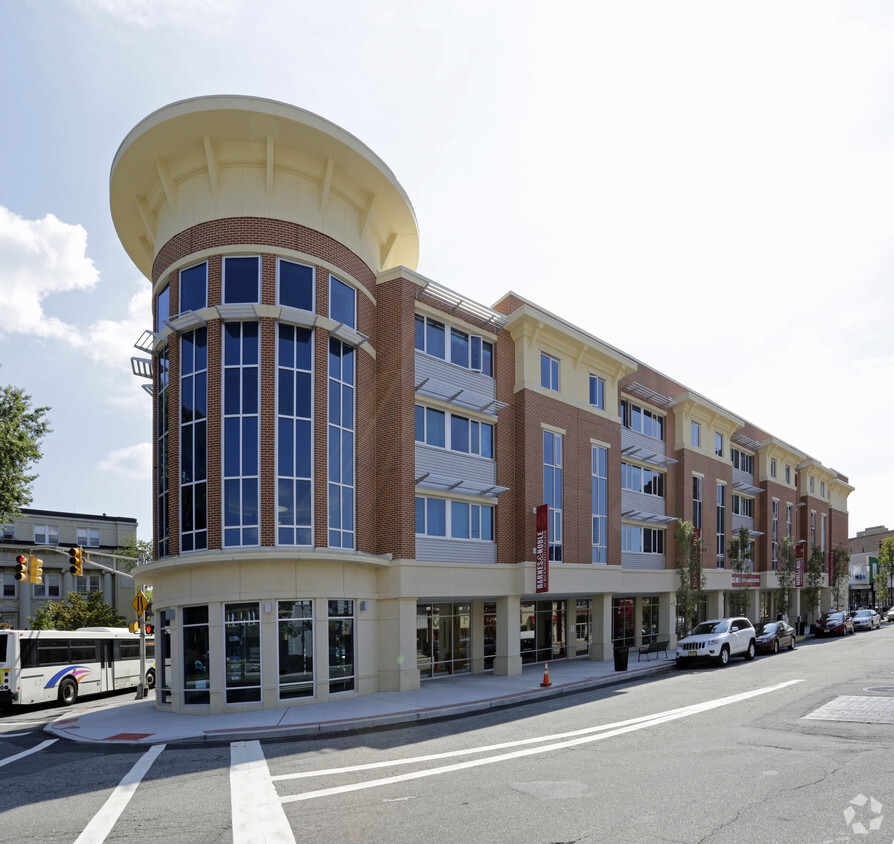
left=68, top=546, right=83, bottom=576
left=29, top=556, right=43, bottom=584
left=145, top=623, right=154, bottom=635
left=14, top=555, right=28, bottom=581
left=128, top=622, right=139, bottom=633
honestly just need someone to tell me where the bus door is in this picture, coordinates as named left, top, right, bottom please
left=99, top=639, right=115, bottom=692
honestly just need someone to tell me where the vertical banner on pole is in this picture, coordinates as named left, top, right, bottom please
left=535, top=504, right=549, bottom=594
left=795, top=544, right=805, bottom=588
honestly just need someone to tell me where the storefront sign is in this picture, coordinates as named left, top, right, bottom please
left=535, top=504, right=549, bottom=593
left=732, top=573, right=761, bottom=588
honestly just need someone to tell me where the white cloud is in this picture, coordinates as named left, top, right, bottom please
left=0, top=206, right=99, bottom=340
left=71, top=0, right=241, bottom=28
left=84, top=286, right=152, bottom=366
left=98, top=442, right=151, bottom=479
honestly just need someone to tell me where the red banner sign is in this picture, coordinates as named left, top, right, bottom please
left=535, top=504, right=549, bottom=594
left=732, top=573, right=761, bottom=588
left=795, top=543, right=805, bottom=587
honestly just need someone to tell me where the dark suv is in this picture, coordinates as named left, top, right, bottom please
left=814, top=611, right=854, bottom=636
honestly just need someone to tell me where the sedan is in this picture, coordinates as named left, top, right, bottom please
left=753, top=620, right=797, bottom=653
left=814, top=611, right=854, bottom=636
left=852, top=609, right=881, bottom=630
left=885, top=607, right=894, bottom=623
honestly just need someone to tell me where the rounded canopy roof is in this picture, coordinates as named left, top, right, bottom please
left=110, top=95, right=420, bottom=279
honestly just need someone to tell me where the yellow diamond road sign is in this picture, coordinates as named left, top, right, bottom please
left=132, top=591, right=148, bottom=617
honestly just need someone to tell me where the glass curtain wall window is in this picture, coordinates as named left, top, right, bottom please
left=157, top=348, right=170, bottom=558
left=278, top=600, right=314, bottom=699
left=328, top=339, right=355, bottom=549
left=277, top=325, right=313, bottom=545
left=543, top=430, right=563, bottom=561
left=225, top=603, right=261, bottom=703
left=328, top=600, right=354, bottom=693
left=180, top=328, right=208, bottom=552
left=592, top=445, right=607, bottom=563
left=183, top=605, right=210, bottom=705
left=223, top=322, right=259, bottom=547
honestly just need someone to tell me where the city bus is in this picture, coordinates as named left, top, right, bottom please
left=0, top=627, right=155, bottom=707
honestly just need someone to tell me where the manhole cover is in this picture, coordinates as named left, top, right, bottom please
left=864, top=686, right=894, bottom=694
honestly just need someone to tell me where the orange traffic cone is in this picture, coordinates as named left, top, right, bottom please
left=540, top=661, right=552, bottom=687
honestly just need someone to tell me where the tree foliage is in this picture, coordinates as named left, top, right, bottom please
left=804, top=546, right=825, bottom=622
left=776, top=535, right=797, bottom=621
left=114, top=536, right=154, bottom=573
left=674, top=520, right=705, bottom=636
left=0, top=382, right=51, bottom=523
left=830, top=546, right=850, bottom=609
left=29, top=591, right=126, bottom=631
left=726, top=526, right=752, bottom=617
left=876, top=537, right=894, bottom=608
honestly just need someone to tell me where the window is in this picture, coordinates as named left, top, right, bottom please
left=329, top=276, right=356, bottom=329
left=731, top=448, right=754, bottom=474
left=820, top=481, right=825, bottom=498
left=34, top=574, right=61, bottom=599
left=716, top=483, right=726, bottom=567
left=786, top=503, right=793, bottom=538
left=772, top=500, right=779, bottom=570
left=621, top=525, right=664, bottom=554
left=1, top=523, right=12, bottom=541
left=621, top=462, right=664, bottom=497
left=692, top=476, right=703, bottom=531
left=821, top=513, right=827, bottom=553
left=181, top=327, right=208, bottom=552
left=278, top=600, right=314, bottom=699
left=223, top=322, right=259, bottom=548
left=223, top=256, right=260, bottom=304
left=810, top=511, right=816, bottom=548
left=589, top=375, right=605, bottom=410
left=75, top=574, right=100, bottom=594
left=278, top=259, right=314, bottom=312
left=785, top=465, right=791, bottom=484
left=414, top=315, right=492, bottom=375
left=157, top=347, right=170, bottom=558
left=414, top=406, right=493, bottom=458
left=76, top=528, right=100, bottom=548
left=2, top=578, right=14, bottom=598
left=770, top=458, right=777, bottom=479
left=328, top=338, right=355, bottom=549
left=183, top=605, right=210, bottom=705
left=225, top=603, right=261, bottom=703
left=33, top=525, right=59, bottom=545
left=328, top=600, right=354, bottom=693
left=691, top=421, right=701, bottom=447
left=277, top=324, right=313, bottom=546
left=732, top=494, right=754, bottom=518
left=156, top=282, right=170, bottom=334
left=543, top=430, right=563, bottom=561
left=415, top=406, right=446, bottom=448
left=809, top=476, right=815, bottom=494
left=415, top=497, right=493, bottom=540
left=715, top=432, right=723, bottom=458
left=540, top=353, right=559, bottom=392
left=180, top=261, right=207, bottom=313
left=621, top=401, right=664, bottom=440
left=592, top=445, right=607, bottom=563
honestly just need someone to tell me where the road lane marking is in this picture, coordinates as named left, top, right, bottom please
left=279, top=679, right=803, bottom=803
left=231, top=740, right=295, bottom=844
left=0, top=738, right=57, bottom=768
left=75, top=743, right=165, bottom=844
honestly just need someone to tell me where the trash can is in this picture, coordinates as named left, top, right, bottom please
left=613, top=646, right=629, bottom=672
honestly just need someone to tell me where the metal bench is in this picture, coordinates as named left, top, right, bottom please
left=637, top=640, right=670, bottom=661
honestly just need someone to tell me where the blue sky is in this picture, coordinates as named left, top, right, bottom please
left=1, top=1, right=892, bottom=541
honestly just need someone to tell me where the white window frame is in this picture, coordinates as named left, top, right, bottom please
left=541, top=353, right=559, bottom=392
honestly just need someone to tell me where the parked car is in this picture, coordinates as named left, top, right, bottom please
left=885, top=607, right=894, bottom=623
left=814, top=611, right=854, bottom=636
left=852, top=609, right=881, bottom=630
left=753, top=620, right=797, bottom=653
left=676, top=617, right=756, bottom=666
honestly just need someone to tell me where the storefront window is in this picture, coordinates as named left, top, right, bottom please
left=576, top=599, right=591, bottom=656
left=328, top=600, right=354, bottom=693
left=416, top=603, right=471, bottom=678
left=612, top=597, right=635, bottom=648
left=520, top=600, right=566, bottom=664
left=159, top=609, right=174, bottom=705
left=183, top=605, right=210, bottom=705
left=278, top=600, right=314, bottom=699
left=641, top=596, right=659, bottom=645
left=225, top=602, right=261, bottom=703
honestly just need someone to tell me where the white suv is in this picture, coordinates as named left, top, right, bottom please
left=676, top=617, right=757, bottom=667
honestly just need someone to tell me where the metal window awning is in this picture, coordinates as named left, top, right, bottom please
left=420, top=280, right=507, bottom=330
left=133, top=329, right=162, bottom=354
left=624, top=382, right=676, bottom=409
left=620, top=445, right=678, bottom=469
left=748, top=529, right=765, bottom=540
left=415, top=376, right=508, bottom=415
left=621, top=510, right=677, bottom=525
left=733, top=481, right=764, bottom=495
left=414, top=472, right=509, bottom=498
left=732, top=432, right=762, bottom=451
left=130, top=357, right=153, bottom=379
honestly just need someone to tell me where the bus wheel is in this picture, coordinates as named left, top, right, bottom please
left=58, top=677, right=78, bottom=706
left=145, top=669, right=156, bottom=690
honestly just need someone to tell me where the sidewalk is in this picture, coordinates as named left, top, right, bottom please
left=45, top=654, right=675, bottom=745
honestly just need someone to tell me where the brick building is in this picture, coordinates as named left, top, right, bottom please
left=112, top=96, right=852, bottom=713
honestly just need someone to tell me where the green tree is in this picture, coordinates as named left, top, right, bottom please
left=727, top=526, right=752, bottom=617
left=675, top=520, right=705, bottom=636
left=830, top=546, right=850, bottom=609
left=876, top=537, right=894, bottom=608
left=114, top=535, right=154, bottom=573
left=0, top=381, right=51, bottom=522
left=776, top=535, right=797, bottom=620
left=804, top=546, right=825, bottom=624
left=29, top=591, right=126, bottom=631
